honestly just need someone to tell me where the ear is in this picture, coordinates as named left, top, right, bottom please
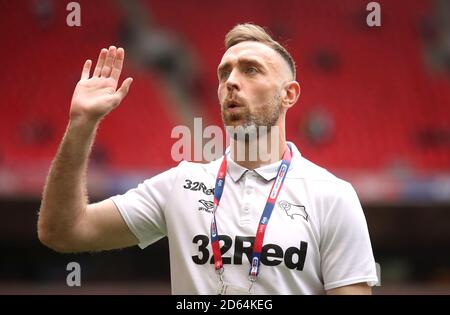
left=281, top=81, right=300, bottom=109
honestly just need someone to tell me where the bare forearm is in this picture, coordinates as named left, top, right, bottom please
left=38, top=46, right=132, bottom=252
left=38, top=118, right=98, bottom=247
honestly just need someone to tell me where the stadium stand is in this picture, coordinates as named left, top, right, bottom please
left=0, top=0, right=449, bottom=295
left=1, top=0, right=448, bottom=183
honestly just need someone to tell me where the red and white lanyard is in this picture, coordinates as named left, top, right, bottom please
left=210, top=144, right=293, bottom=283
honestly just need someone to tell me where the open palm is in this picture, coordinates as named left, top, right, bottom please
left=70, top=46, right=133, bottom=122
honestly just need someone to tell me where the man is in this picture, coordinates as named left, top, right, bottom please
left=38, top=24, right=378, bottom=294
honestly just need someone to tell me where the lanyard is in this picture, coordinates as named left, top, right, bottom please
left=210, top=144, right=293, bottom=284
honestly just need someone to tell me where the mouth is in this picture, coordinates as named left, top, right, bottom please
left=224, top=99, right=244, bottom=110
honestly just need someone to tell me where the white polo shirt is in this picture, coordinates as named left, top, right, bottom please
left=111, top=142, right=378, bottom=294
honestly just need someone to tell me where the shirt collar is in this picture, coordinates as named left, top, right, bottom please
left=227, top=157, right=248, bottom=182
left=225, top=141, right=301, bottom=183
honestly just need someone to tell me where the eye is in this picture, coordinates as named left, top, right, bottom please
left=219, top=70, right=230, bottom=81
left=245, top=67, right=258, bottom=75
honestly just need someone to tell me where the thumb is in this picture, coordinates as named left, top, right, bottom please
left=115, top=77, right=133, bottom=103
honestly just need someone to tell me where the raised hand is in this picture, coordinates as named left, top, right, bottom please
left=70, top=46, right=133, bottom=123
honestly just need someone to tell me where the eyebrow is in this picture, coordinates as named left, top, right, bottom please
left=217, top=57, right=267, bottom=76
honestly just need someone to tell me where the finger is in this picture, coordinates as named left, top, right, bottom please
left=101, top=46, right=117, bottom=78
left=114, top=77, right=133, bottom=103
left=81, top=59, right=92, bottom=80
left=110, top=47, right=125, bottom=82
left=93, top=48, right=108, bottom=77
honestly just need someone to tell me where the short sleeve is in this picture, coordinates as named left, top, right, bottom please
left=320, top=182, right=379, bottom=290
left=110, top=165, right=180, bottom=249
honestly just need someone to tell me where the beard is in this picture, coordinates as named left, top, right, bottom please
left=221, top=91, right=282, bottom=141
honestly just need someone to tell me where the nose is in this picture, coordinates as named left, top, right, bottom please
left=225, top=69, right=240, bottom=92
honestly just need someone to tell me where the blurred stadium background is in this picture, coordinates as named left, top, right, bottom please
left=0, top=0, right=449, bottom=294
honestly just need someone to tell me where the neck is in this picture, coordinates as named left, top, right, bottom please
left=229, top=128, right=286, bottom=170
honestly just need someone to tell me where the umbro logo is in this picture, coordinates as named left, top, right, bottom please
left=198, top=199, right=214, bottom=213
left=278, top=200, right=308, bottom=221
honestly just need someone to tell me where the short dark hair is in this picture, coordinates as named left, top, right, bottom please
left=225, top=23, right=296, bottom=79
